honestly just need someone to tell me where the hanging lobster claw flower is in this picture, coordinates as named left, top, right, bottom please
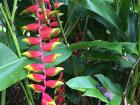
left=24, top=64, right=44, bottom=72
left=21, top=24, right=39, bottom=34
left=20, top=5, right=37, bottom=15
left=28, top=84, right=45, bottom=93
left=26, top=74, right=45, bottom=82
left=42, top=93, right=56, bottom=105
left=44, top=53, right=61, bottom=63
left=45, top=80, right=64, bottom=88
left=49, top=38, right=60, bottom=42
left=46, top=67, right=64, bottom=77
left=54, top=2, right=64, bottom=9
left=43, top=42, right=61, bottom=51
left=22, top=37, right=40, bottom=45
left=22, top=51, right=41, bottom=58
left=41, top=28, right=61, bottom=39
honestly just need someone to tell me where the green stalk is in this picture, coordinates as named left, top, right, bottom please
left=20, top=82, right=32, bottom=105
left=1, top=90, right=6, bottom=105
left=24, top=79, right=35, bottom=105
left=11, top=0, right=18, bottom=22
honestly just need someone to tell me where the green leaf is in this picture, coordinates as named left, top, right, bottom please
left=0, top=43, right=18, bottom=66
left=83, top=89, right=108, bottom=103
left=117, top=0, right=131, bottom=30
left=0, top=57, right=29, bottom=91
left=70, top=40, right=123, bottom=54
left=121, top=42, right=139, bottom=55
left=95, top=74, right=122, bottom=95
left=66, top=76, right=109, bottom=103
left=0, top=43, right=29, bottom=91
left=80, top=0, right=121, bottom=29
left=66, top=76, right=97, bottom=91
left=95, top=74, right=123, bottom=105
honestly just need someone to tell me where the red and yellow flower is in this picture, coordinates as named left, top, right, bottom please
left=45, top=80, right=64, bottom=88
left=28, top=84, right=45, bottom=93
left=22, top=51, right=41, bottom=58
left=22, top=37, right=40, bottom=45
left=46, top=67, right=64, bottom=77
left=26, top=74, right=45, bottom=82
left=44, top=54, right=61, bottom=63
left=24, top=64, right=44, bottom=72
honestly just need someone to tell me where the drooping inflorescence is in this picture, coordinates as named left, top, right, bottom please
left=21, top=0, right=65, bottom=105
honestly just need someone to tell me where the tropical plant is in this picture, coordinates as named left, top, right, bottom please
left=0, top=0, right=139, bottom=105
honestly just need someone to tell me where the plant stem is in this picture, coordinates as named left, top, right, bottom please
left=1, top=90, right=6, bottom=105
left=24, top=80, right=35, bottom=105
left=20, top=82, right=32, bottom=105
left=123, top=57, right=140, bottom=96
left=50, top=0, right=68, bottom=45
left=36, top=0, right=47, bottom=96
left=12, top=0, right=18, bottom=22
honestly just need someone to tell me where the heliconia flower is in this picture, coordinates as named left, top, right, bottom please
left=44, top=53, right=61, bottom=63
left=24, top=64, right=44, bottom=72
left=26, top=74, right=45, bottom=82
left=54, top=2, right=64, bottom=9
left=42, top=93, right=56, bottom=105
left=22, top=37, right=40, bottom=45
left=22, top=51, right=41, bottom=58
left=46, top=67, right=64, bottom=77
left=49, top=38, right=60, bottom=42
left=20, top=5, right=37, bottom=15
left=41, top=28, right=61, bottom=39
left=45, top=80, right=64, bottom=88
left=28, top=84, right=45, bottom=93
left=43, top=42, right=61, bottom=51
left=21, top=24, right=39, bottom=34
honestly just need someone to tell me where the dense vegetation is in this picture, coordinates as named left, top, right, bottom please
left=0, top=0, right=140, bottom=105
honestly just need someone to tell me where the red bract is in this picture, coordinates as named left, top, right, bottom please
left=20, top=5, right=37, bottom=15
left=44, top=54, right=61, bottom=63
left=26, top=74, right=45, bottom=82
left=21, top=24, right=39, bottom=34
left=24, top=64, right=44, bottom=72
left=43, top=42, right=61, bottom=51
left=45, top=80, right=64, bottom=88
left=46, top=67, right=64, bottom=77
left=28, top=84, right=45, bottom=93
left=41, top=28, right=61, bottom=39
left=42, top=93, right=56, bottom=105
left=22, top=37, right=40, bottom=45
left=22, top=51, right=41, bottom=58
left=54, top=2, right=64, bottom=9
